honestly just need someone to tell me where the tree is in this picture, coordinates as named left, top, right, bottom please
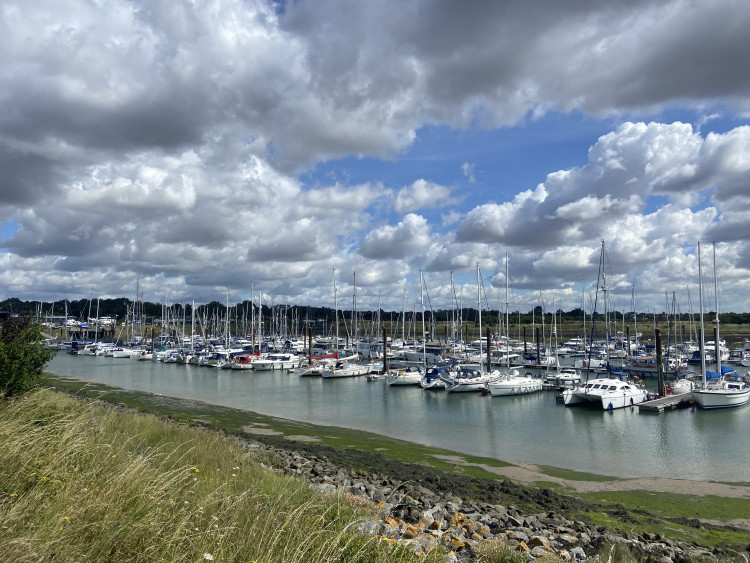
left=0, top=315, right=53, bottom=397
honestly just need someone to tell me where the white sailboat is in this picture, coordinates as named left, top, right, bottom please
left=489, top=253, right=543, bottom=397
left=446, top=263, right=501, bottom=393
left=692, top=242, right=750, bottom=409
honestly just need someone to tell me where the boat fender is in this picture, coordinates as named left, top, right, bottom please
left=665, top=385, right=673, bottom=394
left=607, top=402, right=614, bottom=410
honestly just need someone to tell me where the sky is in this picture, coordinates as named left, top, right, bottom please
left=1, top=0, right=749, bottom=317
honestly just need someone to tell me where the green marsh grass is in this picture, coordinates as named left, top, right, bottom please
left=0, top=389, right=432, bottom=562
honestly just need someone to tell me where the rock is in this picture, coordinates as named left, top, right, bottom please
left=314, top=483, right=336, bottom=495
left=529, top=535, right=550, bottom=548
left=570, top=546, right=587, bottom=560
left=349, top=519, right=380, bottom=536
left=508, top=530, right=529, bottom=543
left=556, top=533, right=579, bottom=547
left=530, top=545, right=551, bottom=558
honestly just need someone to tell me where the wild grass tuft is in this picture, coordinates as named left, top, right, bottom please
left=0, top=389, right=426, bottom=562
left=473, top=539, right=565, bottom=562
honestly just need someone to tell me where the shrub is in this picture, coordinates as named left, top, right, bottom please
left=0, top=315, right=53, bottom=397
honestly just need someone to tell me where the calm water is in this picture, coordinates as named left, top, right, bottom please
left=47, top=352, right=750, bottom=482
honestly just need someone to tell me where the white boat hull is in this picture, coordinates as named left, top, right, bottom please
left=321, top=363, right=372, bottom=378
left=386, top=370, right=423, bottom=386
left=562, top=377, right=648, bottom=409
left=692, top=387, right=750, bottom=409
left=488, top=377, right=543, bottom=396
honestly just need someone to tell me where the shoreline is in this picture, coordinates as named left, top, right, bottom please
left=43, top=375, right=750, bottom=557
left=46, top=374, right=750, bottom=498
left=40, top=376, right=750, bottom=559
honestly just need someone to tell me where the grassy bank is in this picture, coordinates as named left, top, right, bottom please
left=41, top=375, right=750, bottom=553
left=0, top=388, right=425, bottom=562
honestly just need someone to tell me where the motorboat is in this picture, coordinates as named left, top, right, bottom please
left=251, top=353, right=301, bottom=371
left=544, top=367, right=581, bottom=388
left=562, top=377, right=648, bottom=409
left=230, top=353, right=259, bottom=370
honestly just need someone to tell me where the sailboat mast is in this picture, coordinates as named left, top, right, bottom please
left=333, top=268, right=339, bottom=354
left=225, top=290, right=230, bottom=350
left=420, top=270, right=426, bottom=368
left=476, top=263, right=482, bottom=371
left=698, top=242, right=706, bottom=385
left=713, top=242, right=721, bottom=374
left=600, top=240, right=610, bottom=368
left=505, top=252, right=510, bottom=369
left=353, top=271, right=358, bottom=356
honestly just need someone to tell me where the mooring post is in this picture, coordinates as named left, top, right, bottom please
left=656, top=328, right=664, bottom=396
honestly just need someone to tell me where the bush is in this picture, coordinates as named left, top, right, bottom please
left=0, top=315, right=53, bottom=397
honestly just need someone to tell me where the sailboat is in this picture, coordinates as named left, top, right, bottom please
left=691, top=242, right=750, bottom=409
left=445, top=264, right=501, bottom=393
left=388, top=270, right=427, bottom=386
left=323, top=269, right=372, bottom=378
left=562, top=241, right=648, bottom=409
left=489, top=253, right=542, bottom=396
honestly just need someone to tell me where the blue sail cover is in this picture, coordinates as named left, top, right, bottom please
left=706, top=366, right=737, bottom=380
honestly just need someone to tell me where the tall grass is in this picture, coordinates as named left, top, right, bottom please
left=0, top=389, right=426, bottom=562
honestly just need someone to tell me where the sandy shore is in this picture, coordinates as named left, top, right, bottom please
left=432, top=454, right=750, bottom=498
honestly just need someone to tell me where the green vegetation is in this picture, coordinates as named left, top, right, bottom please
left=0, top=315, right=53, bottom=397
left=43, top=375, right=750, bottom=555
left=0, top=388, right=433, bottom=562
left=579, top=509, right=750, bottom=552
left=579, top=490, right=750, bottom=522
left=473, top=539, right=563, bottom=562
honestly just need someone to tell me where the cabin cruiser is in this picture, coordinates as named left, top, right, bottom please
left=544, top=367, right=581, bottom=388
left=562, top=376, right=648, bottom=409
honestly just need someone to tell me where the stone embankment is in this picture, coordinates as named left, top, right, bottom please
left=240, top=439, right=737, bottom=562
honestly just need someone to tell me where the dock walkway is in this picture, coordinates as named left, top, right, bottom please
left=638, top=392, right=693, bottom=413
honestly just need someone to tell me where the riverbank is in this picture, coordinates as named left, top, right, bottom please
left=42, top=375, right=750, bottom=559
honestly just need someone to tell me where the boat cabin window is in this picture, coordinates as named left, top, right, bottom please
left=592, top=384, right=601, bottom=389
left=609, top=386, right=618, bottom=390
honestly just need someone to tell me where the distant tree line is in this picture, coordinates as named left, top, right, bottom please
left=3, top=297, right=750, bottom=326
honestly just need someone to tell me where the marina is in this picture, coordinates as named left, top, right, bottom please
left=47, top=350, right=750, bottom=483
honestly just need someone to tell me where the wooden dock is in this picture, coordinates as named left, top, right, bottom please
left=638, top=393, right=693, bottom=413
